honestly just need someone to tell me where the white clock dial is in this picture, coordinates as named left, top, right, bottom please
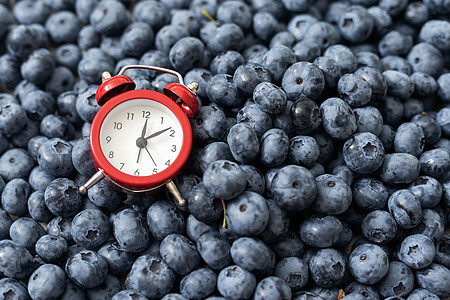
left=99, top=98, right=184, bottom=176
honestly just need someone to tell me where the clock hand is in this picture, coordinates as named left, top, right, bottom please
left=141, top=118, right=148, bottom=138
left=144, top=146, right=157, bottom=166
left=136, top=147, right=143, bottom=163
left=145, top=127, right=172, bottom=140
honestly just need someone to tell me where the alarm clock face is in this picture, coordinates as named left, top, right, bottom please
left=99, top=98, right=184, bottom=177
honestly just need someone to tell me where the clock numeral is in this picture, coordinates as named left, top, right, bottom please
left=152, top=168, right=158, bottom=174
left=113, top=122, right=123, bottom=130
left=169, top=129, right=175, bottom=137
left=161, top=117, right=164, bottom=124
left=126, top=112, right=134, bottom=120
left=165, top=159, right=170, bottom=166
left=106, top=136, right=111, bottom=143
left=142, top=110, right=151, bottom=119
left=108, top=151, right=114, bottom=158
left=120, top=163, right=125, bottom=170
left=134, top=169, right=140, bottom=176
left=171, top=145, right=176, bottom=152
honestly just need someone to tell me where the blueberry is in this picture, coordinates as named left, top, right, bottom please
left=314, top=174, right=352, bottom=215
left=0, top=54, right=22, bottom=89
left=323, top=44, right=357, bottom=74
left=290, top=97, right=321, bottom=135
left=65, top=249, right=108, bottom=289
left=89, top=0, right=131, bottom=36
left=171, top=9, right=201, bottom=37
left=28, top=166, right=56, bottom=194
left=233, top=62, right=271, bottom=97
left=270, top=31, right=296, bottom=48
left=71, top=209, right=111, bottom=250
left=261, top=45, right=296, bottom=84
left=338, top=73, right=372, bottom=107
left=203, top=160, right=247, bottom=200
left=35, top=234, right=68, bottom=264
left=398, top=234, right=435, bottom=269
left=299, top=215, right=343, bottom=248
left=287, top=135, right=321, bottom=168
left=196, top=230, right=231, bottom=271
left=37, top=138, right=74, bottom=177
left=0, top=209, right=11, bottom=240
left=86, top=274, right=121, bottom=300
left=309, top=248, right=347, bottom=288
left=410, top=208, right=445, bottom=243
left=361, top=210, right=397, bottom=244
left=419, top=19, right=450, bottom=52
left=180, top=268, right=217, bottom=299
left=133, top=0, right=169, bottom=32
left=415, top=263, right=450, bottom=297
left=378, top=153, right=420, bottom=185
left=411, top=113, right=441, bottom=145
left=349, top=243, right=389, bottom=285
left=160, top=233, right=200, bottom=275
left=205, top=74, right=243, bottom=109
left=77, top=25, right=101, bottom=50
left=282, top=61, right=325, bottom=101
left=270, top=230, right=305, bottom=260
left=408, top=176, right=442, bottom=208
left=353, top=106, right=383, bottom=136
left=112, top=290, right=148, bottom=300
left=236, top=103, right=272, bottom=138
left=435, top=235, right=450, bottom=269
left=169, top=37, right=204, bottom=73
left=0, top=103, right=27, bottom=136
left=190, top=105, right=228, bottom=145
left=419, top=148, right=450, bottom=179
left=198, top=142, right=233, bottom=174
left=351, top=177, right=388, bottom=212
left=0, top=278, right=30, bottom=300
left=1, top=178, right=32, bottom=216
left=313, top=56, right=342, bottom=88
left=303, top=21, right=340, bottom=51
left=344, top=281, right=380, bottom=300
left=253, top=82, right=287, bottom=115
left=10, top=217, right=46, bottom=253
left=274, top=256, right=309, bottom=291
left=216, top=1, right=251, bottom=31
left=217, top=265, right=256, bottom=300
left=146, top=200, right=185, bottom=241
left=436, top=107, right=450, bottom=136
left=231, top=237, right=275, bottom=276
left=44, top=178, right=82, bottom=217
left=21, top=90, right=56, bottom=122
left=187, top=183, right=223, bottom=224
left=210, top=51, right=244, bottom=76
left=271, top=165, right=317, bottom=211
left=0, top=240, right=34, bottom=279
left=226, top=123, right=259, bottom=164
left=338, top=5, right=374, bottom=44
left=6, top=24, right=48, bottom=60
left=320, top=97, right=357, bottom=140
left=259, top=128, right=289, bottom=167
left=204, top=23, right=245, bottom=55
left=355, top=52, right=383, bottom=71
left=226, top=191, right=270, bottom=237
left=407, top=43, right=443, bottom=77
left=378, top=30, right=413, bottom=57
left=258, top=198, right=289, bottom=243
left=406, top=288, right=440, bottom=300
left=388, top=189, right=423, bottom=229
left=252, top=12, right=281, bottom=42
left=254, top=276, right=292, bottom=300
left=112, top=208, right=150, bottom=253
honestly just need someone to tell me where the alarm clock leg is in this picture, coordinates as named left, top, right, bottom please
left=166, top=180, right=186, bottom=207
left=79, top=169, right=105, bottom=194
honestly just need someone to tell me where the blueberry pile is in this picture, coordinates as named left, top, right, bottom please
left=0, top=0, right=449, bottom=299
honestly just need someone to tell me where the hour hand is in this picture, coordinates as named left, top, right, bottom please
left=145, top=127, right=171, bottom=140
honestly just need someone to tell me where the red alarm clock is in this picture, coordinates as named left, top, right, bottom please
left=79, top=65, right=199, bottom=206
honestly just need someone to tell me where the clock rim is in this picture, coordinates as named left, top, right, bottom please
left=90, top=89, right=193, bottom=191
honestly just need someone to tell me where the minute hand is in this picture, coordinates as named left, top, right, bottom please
left=145, top=127, right=172, bottom=140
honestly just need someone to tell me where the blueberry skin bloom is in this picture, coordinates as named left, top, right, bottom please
left=419, top=148, right=450, bottom=179
left=253, top=276, right=292, bottom=300
left=393, top=122, right=425, bottom=157
left=388, top=189, right=422, bottom=229
left=44, top=178, right=82, bottom=217
left=271, top=165, right=318, bottom=212
left=89, top=0, right=131, bottom=36
left=299, top=215, right=343, bottom=248
left=71, top=209, right=111, bottom=250
left=227, top=123, right=259, bottom=164
left=217, top=265, right=256, bottom=300
left=233, top=62, right=271, bottom=96
left=196, top=230, right=231, bottom=271
left=415, top=263, right=450, bottom=298
left=309, top=248, right=347, bottom=288
left=180, top=268, right=217, bottom=300
left=320, top=97, right=357, bottom=141
left=0, top=240, right=33, bottom=279
left=28, top=264, right=66, bottom=300
left=337, top=73, right=372, bottom=107
left=112, top=208, right=150, bottom=253
left=226, top=191, right=270, bottom=237
left=378, top=153, right=420, bottom=185
left=146, top=200, right=185, bottom=241
left=169, top=37, right=204, bottom=73
left=259, top=128, right=289, bottom=167
left=253, top=81, right=287, bottom=114
left=349, top=243, right=389, bottom=285
left=376, top=261, right=414, bottom=299
left=398, top=234, right=436, bottom=271
left=65, top=250, right=108, bottom=289
left=202, top=160, right=247, bottom=200
left=313, top=174, right=352, bottom=215
left=274, top=256, right=309, bottom=290
left=0, top=278, right=30, bottom=300
left=343, top=132, right=385, bottom=174
left=282, top=61, right=325, bottom=101
left=160, top=233, right=200, bottom=275
left=361, top=210, right=397, bottom=244
left=125, top=255, right=176, bottom=299
left=231, top=237, right=275, bottom=276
